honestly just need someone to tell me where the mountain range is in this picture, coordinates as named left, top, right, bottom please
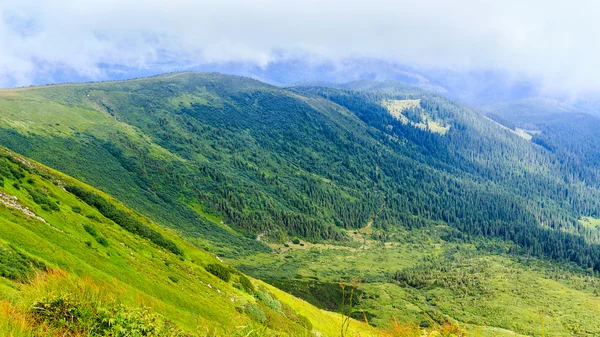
left=1, top=72, right=600, bottom=336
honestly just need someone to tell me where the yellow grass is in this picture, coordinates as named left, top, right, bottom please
left=579, top=216, right=600, bottom=230
left=382, top=100, right=450, bottom=135
left=514, top=128, right=533, bottom=141
left=383, top=99, right=421, bottom=120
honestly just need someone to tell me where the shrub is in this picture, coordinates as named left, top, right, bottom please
left=254, top=290, right=265, bottom=300
left=86, top=214, right=100, bottom=222
left=12, top=182, right=20, bottom=190
left=65, top=185, right=181, bottom=255
left=168, top=275, right=179, bottom=283
left=25, top=186, right=59, bottom=211
left=291, top=238, right=300, bottom=244
left=30, top=294, right=187, bottom=336
left=8, top=167, right=25, bottom=180
left=438, top=322, right=467, bottom=336
left=0, top=244, right=45, bottom=281
left=255, top=289, right=281, bottom=312
left=96, top=236, right=109, bottom=247
left=266, top=298, right=281, bottom=312
left=71, top=206, right=81, bottom=213
left=205, top=263, right=231, bottom=282
left=26, top=178, right=35, bottom=184
left=239, top=274, right=255, bottom=293
left=83, top=224, right=97, bottom=237
left=97, top=304, right=185, bottom=336
left=244, top=304, right=267, bottom=323
left=31, top=294, right=88, bottom=330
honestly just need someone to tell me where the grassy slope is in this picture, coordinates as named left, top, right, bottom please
left=3, top=74, right=600, bottom=336
left=0, top=78, right=279, bottom=259
left=0, top=147, right=378, bottom=337
left=232, top=227, right=600, bottom=337
left=0, top=73, right=378, bottom=250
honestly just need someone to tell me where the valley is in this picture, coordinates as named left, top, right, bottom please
left=1, top=72, right=600, bottom=336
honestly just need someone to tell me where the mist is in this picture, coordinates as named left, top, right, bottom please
left=1, top=0, right=598, bottom=98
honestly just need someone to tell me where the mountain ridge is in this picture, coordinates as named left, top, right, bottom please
left=2, top=72, right=600, bottom=335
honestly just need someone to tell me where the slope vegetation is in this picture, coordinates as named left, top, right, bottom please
left=0, top=147, right=377, bottom=336
left=2, top=74, right=600, bottom=336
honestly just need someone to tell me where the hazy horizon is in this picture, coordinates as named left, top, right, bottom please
left=2, top=0, right=599, bottom=101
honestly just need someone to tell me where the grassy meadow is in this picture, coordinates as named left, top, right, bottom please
left=232, top=226, right=600, bottom=336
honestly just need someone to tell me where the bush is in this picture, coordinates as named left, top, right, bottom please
left=96, top=236, right=109, bottom=247
left=65, top=185, right=181, bottom=255
left=0, top=244, right=45, bottom=281
left=86, top=214, right=100, bottom=221
left=291, top=238, right=300, bottom=244
left=31, top=294, right=87, bottom=329
left=26, top=178, right=35, bottom=184
left=266, top=297, right=281, bottom=312
left=83, top=224, right=98, bottom=237
left=12, top=182, right=20, bottom=190
left=72, top=206, right=81, bottom=213
left=239, top=274, right=255, bottom=293
left=205, top=263, right=231, bottom=282
left=244, top=304, right=267, bottom=323
left=25, top=186, right=59, bottom=211
left=255, top=289, right=281, bottom=312
left=168, top=275, right=179, bottom=283
left=30, top=294, right=187, bottom=336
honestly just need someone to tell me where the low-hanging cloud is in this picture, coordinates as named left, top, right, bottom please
left=1, top=0, right=599, bottom=95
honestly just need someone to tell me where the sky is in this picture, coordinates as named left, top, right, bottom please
left=1, top=0, right=598, bottom=96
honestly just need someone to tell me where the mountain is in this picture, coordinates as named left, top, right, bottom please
left=486, top=97, right=600, bottom=185
left=27, top=57, right=540, bottom=108
left=1, top=72, right=600, bottom=335
left=0, top=146, right=376, bottom=336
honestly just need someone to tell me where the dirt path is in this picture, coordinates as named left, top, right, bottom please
left=359, top=197, right=386, bottom=234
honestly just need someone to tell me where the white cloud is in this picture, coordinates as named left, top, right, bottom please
left=1, top=0, right=599, bottom=95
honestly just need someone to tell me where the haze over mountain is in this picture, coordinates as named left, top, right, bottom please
left=4, top=0, right=600, bottom=101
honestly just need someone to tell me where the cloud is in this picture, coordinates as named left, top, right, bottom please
left=1, top=0, right=599, bottom=95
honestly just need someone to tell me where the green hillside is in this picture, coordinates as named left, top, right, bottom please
left=0, top=147, right=381, bottom=336
left=486, top=97, right=600, bottom=186
left=1, top=73, right=600, bottom=336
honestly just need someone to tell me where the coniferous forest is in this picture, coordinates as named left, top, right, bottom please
left=2, top=73, right=600, bottom=335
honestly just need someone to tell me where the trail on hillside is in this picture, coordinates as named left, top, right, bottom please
left=360, top=196, right=386, bottom=234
